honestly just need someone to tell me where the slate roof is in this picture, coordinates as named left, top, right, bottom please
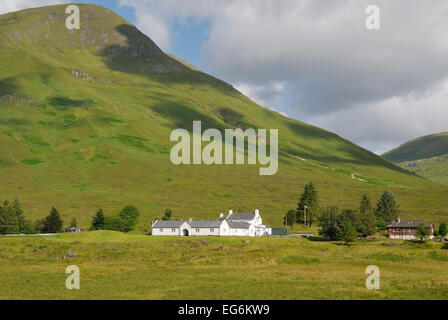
left=189, top=220, right=224, bottom=228
left=228, top=212, right=255, bottom=220
left=227, top=221, right=251, bottom=229
left=153, top=220, right=188, bottom=228
left=386, top=220, right=432, bottom=228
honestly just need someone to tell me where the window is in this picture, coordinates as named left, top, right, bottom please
left=196, top=228, right=200, bottom=232
left=397, top=228, right=401, bottom=232
left=210, top=228, right=214, bottom=232
left=159, top=228, right=163, bottom=232
left=171, top=228, right=176, bottom=232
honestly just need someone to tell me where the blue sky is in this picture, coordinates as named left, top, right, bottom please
left=74, top=0, right=208, bottom=71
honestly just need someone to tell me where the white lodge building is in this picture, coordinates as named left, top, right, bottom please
left=152, top=209, right=272, bottom=237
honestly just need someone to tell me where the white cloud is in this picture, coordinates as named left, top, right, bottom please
left=310, top=78, right=448, bottom=151
left=234, top=81, right=286, bottom=115
left=0, top=0, right=67, bottom=14
left=116, top=0, right=448, bottom=152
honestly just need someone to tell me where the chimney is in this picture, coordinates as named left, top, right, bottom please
left=219, top=213, right=224, bottom=219
left=255, top=209, right=259, bottom=216
left=396, top=217, right=400, bottom=223
left=229, top=209, right=233, bottom=215
left=189, top=218, right=192, bottom=222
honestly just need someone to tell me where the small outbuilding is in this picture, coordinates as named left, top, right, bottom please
left=64, top=227, right=82, bottom=233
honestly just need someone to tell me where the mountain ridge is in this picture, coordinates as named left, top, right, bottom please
left=383, top=132, right=448, bottom=162
left=383, top=132, right=448, bottom=185
left=1, top=4, right=447, bottom=230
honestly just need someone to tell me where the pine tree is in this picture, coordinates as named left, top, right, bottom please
left=339, top=208, right=361, bottom=236
left=90, top=209, right=105, bottom=230
left=70, top=218, right=78, bottom=228
left=296, top=182, right=319, bottom=227
left=359, top=194, right=377, bottom=237
left=0, top=205, right=18, bottom=235
left=43, top=207, right=64, bottom=233
left=375, top=191, right=400, bottom=225
left=162, top=209, right=172, bottom=221
left=12, top=198, right=25, bottom=233
left=318, top=206, right=339, bottom=240
left=118, top=205, right=139, bottom=232
left=337, top=217, right=357, bottom=244
left=439, top=223, right=448, bottom=237
left=283, top=209, right=296, bottom=230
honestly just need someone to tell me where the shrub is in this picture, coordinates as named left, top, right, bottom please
left=104, top=216, right=127, bottom=232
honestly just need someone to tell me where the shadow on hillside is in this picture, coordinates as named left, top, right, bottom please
left=0, top=78, right=19, bottom=97
left=151, top=99, right=226, bottom=132
left=47, top=96, right=94, bottom=109
left=98, top=24, right=237, bottom=95
left=285, top=122, right=413, bottom=175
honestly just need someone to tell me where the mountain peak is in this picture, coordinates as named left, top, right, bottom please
left=0, top=4, right=188, bottom=74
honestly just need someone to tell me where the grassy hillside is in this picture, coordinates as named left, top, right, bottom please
left=383, top=132, right=448, bottom=185
left=396, top=154, right=448, bottom=185
left=1, top=231, right=448, bottom=299
left=383, top=132, right=448, bottom=162
left=1, top=4, right=448, bottom=231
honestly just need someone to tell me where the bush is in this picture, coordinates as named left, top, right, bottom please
left=104, top=216, right=127, bottom=232
left=442, top=242, right=448, bottom=250
left=377, top=220, right=387, bottom=230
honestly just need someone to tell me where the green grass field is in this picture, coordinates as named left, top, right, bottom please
left=1, top=4, right=448, bottom=231
left=1, top=231, right=448, bottom=300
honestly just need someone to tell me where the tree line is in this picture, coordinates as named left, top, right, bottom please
left=0, top=199, right=66, bottom=234
left=90, top=206, right=139, bottom=232
left=0, top=198, right=140, bottom=235
left=284, top=182, right=447, bottom=243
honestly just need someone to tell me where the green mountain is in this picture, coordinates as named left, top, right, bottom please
left=1, top=4, right=448, bottom=230
left=383, top=132, right=448, bottom=185
left=383, top=132, right=448, bottom=162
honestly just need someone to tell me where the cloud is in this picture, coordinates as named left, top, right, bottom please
left=116, top=0, right=448, bottom=152
left=234, top=81, right=287, bottom=115
left=0, top=0, right=67, bottom=14
left=310, top=78, right=448, bottom=152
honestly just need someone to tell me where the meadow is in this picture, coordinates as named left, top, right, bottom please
left=1, top=231, right=448, bottom=300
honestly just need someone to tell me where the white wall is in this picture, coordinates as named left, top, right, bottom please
left=152, top=227, right=180, bottom=236
left=152, top=222, right=190, bottom=236
left=190, top=227, right=220, bottom=236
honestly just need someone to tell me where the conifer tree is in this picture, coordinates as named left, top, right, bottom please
left=375, top=191, right=400, bottom=225
left=70, top=218, right=78, bottom=228
left=296, top=182, right=319, bottom=227
left=90, top=209, right=105, bottom=230
left=359, top=194, right=377, bottom=236
left=43, top=207, right=64, bottom=233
